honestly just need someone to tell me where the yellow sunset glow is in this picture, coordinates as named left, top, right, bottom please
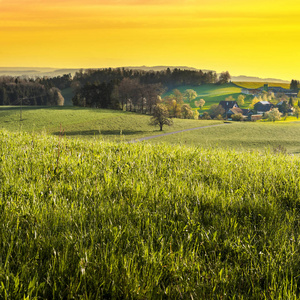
left=1, top=0, right=300, bottom=79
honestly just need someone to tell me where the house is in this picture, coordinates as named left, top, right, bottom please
left=268, top=87, right=297, bottom=98
left=227, top=107, right=253, bottom=119
left=227, top=107, right=243, bottom=117
left=241, top=88, right=260, bottom=95
left=251, top=115, right=263, bottom=121
left=219, top=101, right=239, bottom=111
left=254, top=101, right=274, bottom=114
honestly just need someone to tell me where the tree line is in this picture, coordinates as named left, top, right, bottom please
left=71, top=68, right=230, bottom=111
left=0, top=68, right=232, bottom=109
left=0, top=77, right=64, bottom=106
left=72, top=67, right=221, bottom=90
left=72, top=78, right=164, bottom=114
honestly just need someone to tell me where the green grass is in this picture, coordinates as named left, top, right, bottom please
left=0, top=106, right=221, bottom=141
left=233, top=82, right=290, bottom=89
left=1, top=129, right=300, bottom=298
left=150, top=121, right=300, bottom=154
left=61, top=87, right=75, bottom=106
left=165, top=83, right=243, bottom=110
left=2, top=106, right=300, bottom=153
left=164, top=82, right=291, bottom=111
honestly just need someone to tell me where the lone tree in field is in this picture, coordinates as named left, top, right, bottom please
left=150, top=104, right=173, bottom=131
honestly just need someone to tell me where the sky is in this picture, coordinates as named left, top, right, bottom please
left=0, top=0, right=300, bottom=80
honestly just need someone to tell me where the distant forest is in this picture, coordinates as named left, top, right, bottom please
left=71, top=68, right=231, bottom=112
left=0, top=68, right=230, bottom=108
left=0, top=77, right=65, bottom=106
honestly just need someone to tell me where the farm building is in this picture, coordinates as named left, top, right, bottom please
left=254, top=101, right=274, bottom=114
left=241, top=89, right=261, bottom=95
left=251, top=115, right=263, bottom=121
left=219, top=101, right=239, bottom=111
left=227, top=107, right=253, bottom=119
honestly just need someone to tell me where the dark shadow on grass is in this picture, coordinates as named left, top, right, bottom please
left=52, top=129, right=146, bottom=137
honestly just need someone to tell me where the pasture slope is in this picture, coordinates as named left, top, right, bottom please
left=0, top=106, right=221, bottom=141
left=164, top=83, right=245, bottom=109
left=1, top=106, right=300, bottom=153
left=1, top=129, right=300, bottom=298
left=233, top=81, right=290, bottom=89
left=151, top=121, right=300, bottom=154
left=164, top=81, right=291, bottom=110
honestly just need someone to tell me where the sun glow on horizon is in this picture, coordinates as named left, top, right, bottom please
left=1, top=0, right=300, bottom=80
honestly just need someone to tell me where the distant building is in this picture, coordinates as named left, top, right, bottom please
left=219, top=101, right=239, bottom=111
left=227, top=107, right=243, bottom=118
left=227, top=107, right=253, bottom=119
left=251, top=115, right=263, bottom=121
left=254, top=101, right=274, bottom=114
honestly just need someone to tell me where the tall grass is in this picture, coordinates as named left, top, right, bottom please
left=1, top=129, right=300, bottom=298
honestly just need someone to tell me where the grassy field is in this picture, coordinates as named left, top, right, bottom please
left=0, top=106, right=221, bottom=141
left=164, top=83, right=244, bottom=110
left=1, top=106, right=300, bottom=153
left=233, top=82, right=290, bottom=89
left=1, top=129, right=300, bottom=298
left=60, top=82, right=290, bottom=110
left=150, top=121, right=300, bottom=154
left=61, top=87, right=74, bottom=106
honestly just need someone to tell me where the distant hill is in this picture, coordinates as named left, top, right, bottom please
left=121, top=65, right=214, bottom=73
left=0, top=66, right=215, bottom=78
left=0, top=67, right=81, bottom=78
left=0, top=66, right=290, bottom=84
left=231, top=75, right=289, bottom=84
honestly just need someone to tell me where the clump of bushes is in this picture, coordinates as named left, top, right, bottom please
left=231, top=113, right=243, bottom=121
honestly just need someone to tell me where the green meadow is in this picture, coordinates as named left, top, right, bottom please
left=164, top=83, right=242, bottom=108
left=150, top=121, right=300, bottom=154
left=164, top=83, right=256, bottom=110
left=233, top=82, right=290, bottom=89
left=0, top=106, right=221, bottom=141
left=61, top=87, right=75, bottom=106
left=1, top=105, right=300, bottom=298
left=1, top=106, right=299, bottom=153
left=1, top=129, right=300, bottom=298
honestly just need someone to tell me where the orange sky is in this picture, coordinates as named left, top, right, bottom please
left=1, top=0, right=300, bottom=80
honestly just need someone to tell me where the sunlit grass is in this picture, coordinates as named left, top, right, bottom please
left=150, top=121, right=300, bottom=154
left=233, top=82, right=290, bottom=89
left=1, top=129, right=300, bottom=298
left=0, top=106, right=221, bottom=141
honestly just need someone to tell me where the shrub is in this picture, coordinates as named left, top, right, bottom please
left=201, top=111, right=211, bottom=120
left=265, top=108, right=281, bottom=122
left=214, top=114, right=224, bottom=120
left=231, top=113, right=243, bottom=121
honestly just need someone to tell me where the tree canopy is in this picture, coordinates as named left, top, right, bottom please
left=150, top=104, right=173, bottom=131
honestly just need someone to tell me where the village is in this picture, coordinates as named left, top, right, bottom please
left=218, top=84, right=299, bottom=121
